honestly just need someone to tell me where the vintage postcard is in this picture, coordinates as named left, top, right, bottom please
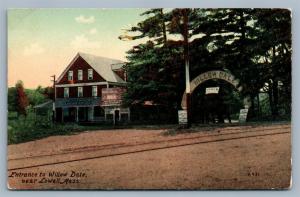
left=7, top=8, right=291, bottom=190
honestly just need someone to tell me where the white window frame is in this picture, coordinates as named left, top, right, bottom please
left=78, top=87, right=83, bottom=97
left=68, top=71, right=73, bottom=81
left=64, top=87, right=69, bottom=98
left=78, top=70, right=83, bottom=81
left=88, top=69, right=93, bottom=80
left=92, top=86, right=97, bottom=97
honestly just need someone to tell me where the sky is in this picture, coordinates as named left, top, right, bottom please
left=8, top=8, right=147, bottom=88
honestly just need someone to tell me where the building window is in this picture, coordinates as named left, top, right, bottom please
left=88, top=69, right=93, bottom=80
left=68, top=71, right=73, bottom=81
left=78, top=87, right=83, bottom=97
left=64, top=88, right=69, bottom=98
left=78, top=70, right=83, bottom=81
left=92, top=86, right=97, bottom=97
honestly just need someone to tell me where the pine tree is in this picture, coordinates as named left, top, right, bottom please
left=127, top=9, right=168, bottom=45
left=122, top=9, right=184, bottom=109
left=122, top=8, right=291, bottom=121
left=189, top=8, right=291, bottom=119
left=252, top=9, right=291, bottom=118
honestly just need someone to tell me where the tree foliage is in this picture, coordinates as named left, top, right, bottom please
left=9, top=82, right=53, bottom=116
left=121, top=8, right=291, bottom=121
left=15, top=80, right=29, bottom=116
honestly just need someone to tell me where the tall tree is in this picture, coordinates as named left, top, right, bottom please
left=123, top=8, right=291, bottom=121
left=122, top=9, right=184, bottom=110
left=252, top=9, right=291, bottom=118
left=190, top=9, right=291, bottom=119
left=15, top=80, right=29, bottom=116
left=127, top=9, right=168, bottom=45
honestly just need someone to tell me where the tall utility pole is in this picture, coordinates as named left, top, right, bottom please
left=51, top=75, right=56, bottom=122
left=183, top=9, right=191, bottom=127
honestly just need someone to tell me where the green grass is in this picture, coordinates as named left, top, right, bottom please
left=9, top=119, right=81, bottom=145
left=7, top=111, right=177, bottom=145
left=8, top=111, right=291, bottom=145
left=8, top=111, right=101, bottom=144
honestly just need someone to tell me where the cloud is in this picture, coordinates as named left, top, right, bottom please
left=23, top=43, right=45, bottom=56
left=75, top=15, right=95, bottom=24
left=70, top=34, right=101, bottom=51
left=89, top=28, right=97, bottom=35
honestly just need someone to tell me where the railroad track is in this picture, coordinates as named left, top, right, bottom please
left=8, top=125, right=290, bottom=171
left=8, top=125, right=290, bottom=161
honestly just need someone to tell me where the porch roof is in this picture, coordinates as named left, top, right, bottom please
left=34, top=100, right=53, bottom=109
left=55, top=97, right=101, bottom=108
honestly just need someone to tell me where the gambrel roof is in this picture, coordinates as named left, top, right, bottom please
left=57, top=52, right=126, bottom=84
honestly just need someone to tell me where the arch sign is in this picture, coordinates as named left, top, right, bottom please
left=181, top=70, right=247, bottom=109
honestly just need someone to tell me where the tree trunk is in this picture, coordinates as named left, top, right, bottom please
left=239, top=10, right=246, bottom=40
left=272, top=79, right=279, bottom=119
left=257, top=94, right=260, bottom=118
left=268, top=81, right=274, bottom=117
left=271, top=46, right=279, bottom=119
left=250, top=96, right=256, bottom=118
left=247, top=95, right=256, bottom=120
left=160, top=9, right=167, bottom=44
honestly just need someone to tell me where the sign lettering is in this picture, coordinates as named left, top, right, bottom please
left=239, top=109, right=249, bottom=123
left=178, top=110, right=188, bottom=124
left=205, top=87, right=220, bottom=94
left=101, top=88, right=126, bottom=106
left=182, top=70, right=241, bottom=109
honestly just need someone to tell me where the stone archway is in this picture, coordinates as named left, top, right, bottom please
left=181, top=70, right=251, bottom=109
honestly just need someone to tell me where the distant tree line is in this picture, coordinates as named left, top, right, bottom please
left=8, top=80, right=54, bottom=117
left=121, top=8, right=291, bottom=121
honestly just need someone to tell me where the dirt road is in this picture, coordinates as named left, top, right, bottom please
left=7, top=123, right=291, bottom=190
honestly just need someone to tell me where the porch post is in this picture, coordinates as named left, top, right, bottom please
left=76, top=107, right=79, bottom=122
left=53, top=103, right=56, bottom=123
left=91, top=106, right=94, bottom=121
left=113, top=110, right=115, bottom=125
left=128, top=109, right=131, bottom=122
left=61, top=108, right=64, bottom=123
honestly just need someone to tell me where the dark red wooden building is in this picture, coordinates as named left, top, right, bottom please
left=54, top=52, right=130, bottom=123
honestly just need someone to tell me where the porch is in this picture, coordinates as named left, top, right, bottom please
left=55, top=106, right=105, bottom=122
left=54, top=98, right=130, bottom=124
